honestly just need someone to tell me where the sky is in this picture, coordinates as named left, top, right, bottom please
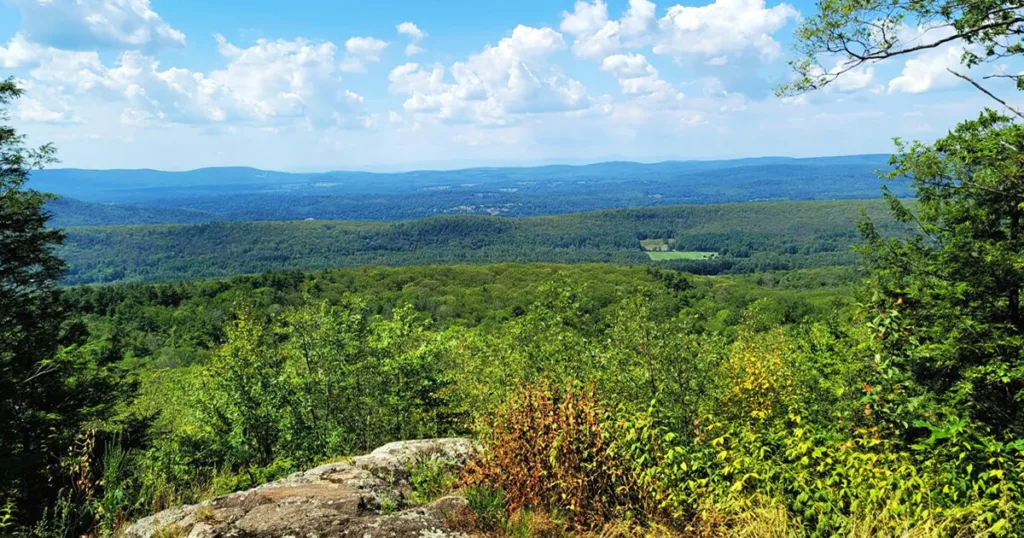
left=0, top=0, right=1013, bottom=171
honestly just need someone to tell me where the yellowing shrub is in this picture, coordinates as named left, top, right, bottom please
left=463, top=381, right=643, bottom=530
left=721, top=329, right=795, bottom=423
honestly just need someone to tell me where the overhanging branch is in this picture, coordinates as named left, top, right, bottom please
left=947, top=68, right=1024, bottom=121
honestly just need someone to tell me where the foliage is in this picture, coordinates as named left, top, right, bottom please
left=95, top=439, right=135, bottom=537
left=859, top=111, right=1024, bottom=434
left=0, top=78, right=125, bottom=530
left=462, top=486, right=510, bottom=534
left=409, top=459, right=459, bottom=505
left=465, top=382, right=645, bottom=530
left=56, top=200, right=902, bottom=285
left=780, top=0, right=1024, bottom=101
left=182, top=297, right=464, bottom=489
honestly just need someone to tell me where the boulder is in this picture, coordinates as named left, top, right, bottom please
left=124, top=438, right=479, bottom=538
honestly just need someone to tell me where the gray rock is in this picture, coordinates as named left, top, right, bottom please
left=123, top=438, right=478, bottom=538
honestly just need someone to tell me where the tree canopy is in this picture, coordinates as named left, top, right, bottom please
left=0, top=78, right=122, bottom=525
left=781, top=0, right=1024, bottom=113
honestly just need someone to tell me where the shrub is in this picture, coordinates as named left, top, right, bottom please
left=409, top=458, right=459, bottom=505
left=464, top=381, right=643, bottom=530
left=462, top=486, right=508, bottom=533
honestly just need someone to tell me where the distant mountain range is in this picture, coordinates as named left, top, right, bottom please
left=34, top=155, right=909, bottom=227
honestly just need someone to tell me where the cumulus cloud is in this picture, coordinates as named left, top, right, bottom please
left=561, top=0, right=797, bottom=63
left=339, top=36, right=390, bottom=73
left=397, top=22, right=427, bottom=56
left=14, top=34, right=374, bottom=129
left=653, top=0, right=798, bottom=61
left=16, top=96, right=82, bottom=123
left=887, top=46, right=964, bottom=93
left=0, top=34, right=114, bottom=91
left=5, top=0, right=185, bottom=51
left=560, top=0, right=655, bottom=59
left=387, top=25, right=592, bottom=126
left=600, top=53, right=683, bottom=104
left=806, top=59, right=876, bottom=93
left=885, top=26, right=974, bottom=94
left=0, top=34, right=41, bottom=68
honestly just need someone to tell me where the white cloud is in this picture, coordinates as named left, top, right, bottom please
left=387, top=62, right=445, bottom=94
left=339, top=36, right=389, bottom=73
left=561, top=0, right=797, bottom=63
left=388, top=25, right=592, bottom=126
left=0, top=34, right=114, bottom=92
left=807, top=59, right=875, bottom=92
left=833, top=66, right=874, bottom=92
left=888, top=46, right=963, bottom=93
left=0, top=34, right=43, bottom=68
left=883, top=24, right=977, bottom=94
left=600, top=53, right=682, bottom=103
left=620, top=0, right=657, bottom=36
left=5, top=0, right=185, bottom=50
left=16, top=35, right=374, bottom=129
left=653, top=0, right=799, bottom=61
left=397, top=22, right=427, bottom=56
left=16, top=96, right=81, bottom=123
left=560, top=0, right=655, bottom=59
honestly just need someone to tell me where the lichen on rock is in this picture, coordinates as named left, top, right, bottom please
left=124, top=438, right=478, bottom=538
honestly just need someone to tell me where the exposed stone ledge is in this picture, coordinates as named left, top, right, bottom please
left=124, top=438, right=479, bottom=538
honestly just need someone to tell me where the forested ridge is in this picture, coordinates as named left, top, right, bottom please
left=8, top=0, right=1024, bottom=535
left=58, top=200, right=900, bottom=285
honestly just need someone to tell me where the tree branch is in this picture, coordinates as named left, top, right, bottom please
left=947, top=69, right=1024, bottom=121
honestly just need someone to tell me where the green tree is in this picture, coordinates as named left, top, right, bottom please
left=283, top=295, right=371, bottom=454
left=785, top=0, right=1024, bottom=435
left=1, top=78, right=124, bottom=526
left=860, top=111, right=1024, bottom=432
left=781, top=0, right=1024, bottom=111
left=202, top=303, right=293, bottom=473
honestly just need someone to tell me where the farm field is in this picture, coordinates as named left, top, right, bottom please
left=646, top=251, right=718, bottom=261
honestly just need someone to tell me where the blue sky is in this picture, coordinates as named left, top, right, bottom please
left=0, top=0, right=1010, bottom=171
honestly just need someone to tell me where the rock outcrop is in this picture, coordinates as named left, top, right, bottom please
left=125, top=438, right=478, bottom=538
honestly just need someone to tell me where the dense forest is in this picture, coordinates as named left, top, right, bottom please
left=58, top=200, right=901, bottom=285
left=7, top=0, right=1024, bottom=536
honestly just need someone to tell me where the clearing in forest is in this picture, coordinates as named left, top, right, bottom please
left=646, top=251, right=718, bottom=261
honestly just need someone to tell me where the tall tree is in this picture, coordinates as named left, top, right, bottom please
left=859, top=112, right=1024, bottom=433
left=0, top=78, right=117, bottom=523
left=783, top=0, right=1024, bottom=434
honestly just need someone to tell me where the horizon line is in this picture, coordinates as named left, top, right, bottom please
left=39, top=152, right=892, bottom=175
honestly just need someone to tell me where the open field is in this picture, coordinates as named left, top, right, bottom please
left=647, top=251, right=718, bottom=261
left=640, top=238, right=673, bottom=251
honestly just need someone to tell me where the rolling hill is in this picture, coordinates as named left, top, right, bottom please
left=59, top=199, right=903, bottom=285
left=39, top=155, right=907, bottom=226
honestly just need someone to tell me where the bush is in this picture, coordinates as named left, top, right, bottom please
left=464, top=381, right=643, bottom=530
left=463, top=486, right=509, bottom=534
left=409, top=458, right=459, bottom=505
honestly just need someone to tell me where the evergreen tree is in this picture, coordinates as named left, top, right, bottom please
left=0, top=78, right=118, bottom=523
